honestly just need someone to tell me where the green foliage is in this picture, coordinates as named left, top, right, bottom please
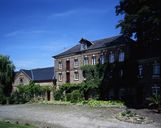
left=0, top=55, right=15, bottom=97
left=69, top=90, right=83, bottom=103
left=121, top=110, right=136, bottom=117
left=116, top=0, right=161, bottom=44
left=0, top=121, right=35, bottom=128
left=10, top=82, right=50, bottom=104
left=87, top=99, right=124, bottom=107
left=54, top=83, right=83, bottom=102
left=147, top=94, right=161, bottom=108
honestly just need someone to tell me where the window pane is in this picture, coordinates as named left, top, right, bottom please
left=109, top=53, right=114, bottom=63
left=92, top=56, right=96, bottom=65
left=119, top=52, right=125, bottom=62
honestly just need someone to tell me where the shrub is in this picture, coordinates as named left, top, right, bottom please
left=87, top=99, right=124, bottom=107
left=70, top=90, right=83, bottom=103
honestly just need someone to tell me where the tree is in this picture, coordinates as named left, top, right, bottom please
left=0, top=55, right=15, bottom=96
left=116, top=0, right=161, bottom=46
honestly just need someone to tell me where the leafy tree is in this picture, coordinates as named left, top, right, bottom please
left=0, top=55, right=15, bottom=96
left=116, top=0, right=161, bottom=46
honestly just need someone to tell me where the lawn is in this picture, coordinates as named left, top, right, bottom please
left=0, top=121, right=35, bottom=128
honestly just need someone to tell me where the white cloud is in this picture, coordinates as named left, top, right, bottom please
left=4, top=30, right=49, bottom=37
left=48, top=8, right=109, bottom=19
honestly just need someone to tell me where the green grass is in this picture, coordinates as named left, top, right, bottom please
left=0, top=121, right=35, bottom=128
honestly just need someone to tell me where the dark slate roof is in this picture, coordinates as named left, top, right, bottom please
left=53, top=35, right=132, bottom=58
left=18, top=67, right=54, bottom=82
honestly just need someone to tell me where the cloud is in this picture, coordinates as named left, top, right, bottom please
left=4, top=30, right=49, bottom=37
left=48, top=8, right=109, bottom=19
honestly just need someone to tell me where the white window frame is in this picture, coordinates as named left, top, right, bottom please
left=138, top=65, right=143, bottom=78
left=152, top=84, right=160, bottom=96
left=100, top=54, right=105, bottom=64
left=83, top=56, right=89, bottom=65
left=74, top=58, right=79, bottom=68
left=58, top=61, right=62, bottom=69
left=74, top=71, right=79, bottom=80
left=92, top=55, right=96, bottom=65
left=58, top=72, right=62, bottom=81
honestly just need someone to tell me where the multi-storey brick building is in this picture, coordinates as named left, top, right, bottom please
left=53, top=35, right=133, bottom=85
left=53, top=35, right=161, bottom=107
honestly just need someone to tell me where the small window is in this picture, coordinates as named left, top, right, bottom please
left=92, top=55, right=96, bottom=65
left=58, top=61, right=62, bottom=69
left=83, top=56, right=89, bottom=65
left=74, top=71, right=79, bottom=80
left=120, top=69, right=123, bottom=77
left=152, top=62, right=160, bottom=78
left=138, top=65, right=143, bottom=78
left=81, top=44, right=87, bottom=50
left=152, top=84, right=160, bottom=96
left=100, top=55, right=105, bottom=64
left=58, top=72, right=62, bottom=81
left=119, top=51, right=125, bottom=62
left=109, top=52, right=115, bottom=63
left=19, top=77, right=23, bottom=84
left=74, top=58, right=79, bottom=68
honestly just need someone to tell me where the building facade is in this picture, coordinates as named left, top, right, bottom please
left=53, top=35, right=161, bottom=107
left=53, top=35, right=131, bottom=86
left=13, top=67, right=54, bottom=100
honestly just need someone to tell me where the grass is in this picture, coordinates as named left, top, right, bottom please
left=0, top=121, right=35, bottom=128
left=37, top=99, right=125, bottom=108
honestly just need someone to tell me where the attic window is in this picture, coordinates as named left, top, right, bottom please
left=81, top=43, right=87, bottom=50
left=19, top=77, right=23, bottom=84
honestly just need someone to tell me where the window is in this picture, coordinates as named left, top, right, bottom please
left=58, top=61, right=62, bottom=69
left=58, top=72, right=62, bottom=81
left=74, top=71, right=79, bottom=80
left=74, top=58, right=79, bottom=68
left=152, top=84, right=160, bottom=96
left=92, top=55, right=96, bottom=65
left=83, top=56, right=89, bottom=65
left=100, top=55, right=105, bottom=64
left=109, top=52, right=115, bottom=63
left=120, top=69, right=124, bottom=77
left=152, top=62, right=160, bottom=78
left=81, top=43, right=87, bottom=50
left=19, top=77, right=23, bottom=84
left=138, top=65, right=143, bottom=78
left=119, top=51, right=125, bottom=62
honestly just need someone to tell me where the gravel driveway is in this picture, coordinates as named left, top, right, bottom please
left=0, top=104, right=161, bottom=128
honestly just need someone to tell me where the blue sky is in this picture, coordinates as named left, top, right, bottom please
left=0, top=0, right=122, bottom=71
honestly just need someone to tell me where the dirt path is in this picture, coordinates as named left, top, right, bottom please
left=0, top=104, right=160, bottom=128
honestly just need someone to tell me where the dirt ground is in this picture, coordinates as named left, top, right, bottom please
left=0, top=104, right=161, bottom=128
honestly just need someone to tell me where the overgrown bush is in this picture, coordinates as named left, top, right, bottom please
left=10, top=82, right=50, bottom=104
left=70, top=90, right=83, bottom=103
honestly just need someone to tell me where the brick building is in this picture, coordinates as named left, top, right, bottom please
left=13, top=67, right=54, bottom=100
left=53, top=35, right=161, bottom=107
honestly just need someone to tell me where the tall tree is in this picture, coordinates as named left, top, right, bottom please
left=116, top=0, right=161, bottom=46
left=0, top=55, right=15, bottom=96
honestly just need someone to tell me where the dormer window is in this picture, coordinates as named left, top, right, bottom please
left=79, top=38, right=93, bottom=51
left=81, top=43, right=87, bottom=50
